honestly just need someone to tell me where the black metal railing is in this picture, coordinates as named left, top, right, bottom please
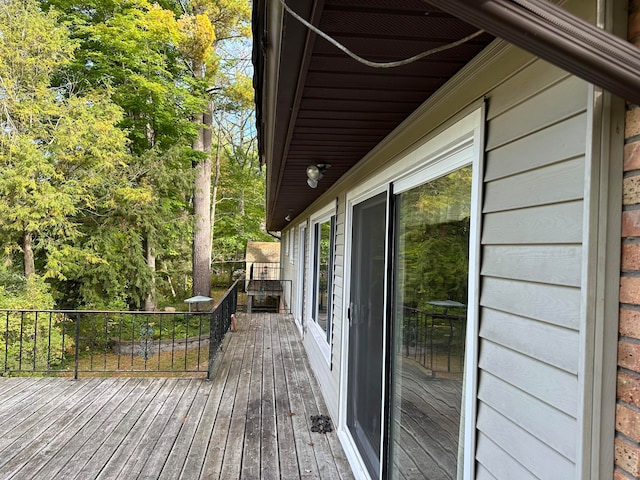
left=401, top=303, right=467, bottom=376
left=247, top=262, right=282, bottom=281
left=0, top=280, right=239, bottom=379
left=206, top=280, right=239, bottom=379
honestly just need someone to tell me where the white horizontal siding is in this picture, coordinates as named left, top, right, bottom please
left=480, top=308, right=579, bottom=373
left=485, top=113, right=587, bottom=181
left=481, top=201, right=583, bottom=244
left=477, top=56, right=588, bottom=478
left=483, top=157, right=585, bottom=213
left=480, top=277, right=581, bottom=330
left=478, top=371, right=577, bottom=460
left=485, top=76, right=588, bottom=150
left=476, top=404, right=576, bottom=479
left=478, top=340, right=579, bottom=416
left=476, top=433, right=539, bottom=480
left=481, top=245, right=582, bottom=287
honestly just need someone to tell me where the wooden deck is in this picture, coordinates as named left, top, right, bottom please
left=0, top=313, right=353, bottom=480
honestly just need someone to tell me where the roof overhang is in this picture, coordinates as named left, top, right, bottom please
left=253, top=0, right=640, bottom=231
left=426, top=0, right=640, bottom=104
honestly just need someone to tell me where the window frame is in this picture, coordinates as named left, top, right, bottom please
left=307, top=201, right=337, bottom=362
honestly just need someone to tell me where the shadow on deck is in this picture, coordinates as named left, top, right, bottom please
left=0, top=313, right=354, bottom=480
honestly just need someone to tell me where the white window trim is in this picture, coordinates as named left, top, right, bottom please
left=294, top=222, right=307, bottom=335
left=306, top=201, right=336, bottom=364
left=289, top=228, right=295, bottom=264
left=338, top=107, right=484, bottom=480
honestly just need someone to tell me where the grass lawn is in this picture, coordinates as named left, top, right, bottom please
left=56, top=343, right=211, bottom=378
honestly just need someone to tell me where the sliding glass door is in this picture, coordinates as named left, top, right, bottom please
left=389, top=165, right=472, bottom=479
left=342, top=112, right=480, bottom=480
left=347, top=192, right=387, bottom=479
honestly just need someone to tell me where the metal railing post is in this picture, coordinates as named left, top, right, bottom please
left=74, top=312, right=80, bottom=380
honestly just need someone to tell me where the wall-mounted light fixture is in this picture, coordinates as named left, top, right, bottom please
left=284, top=210, right=293, bottom=222
left=306, top=163, right=331, bottom=188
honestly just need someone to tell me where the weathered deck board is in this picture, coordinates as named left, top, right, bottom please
left=392, top=360, right=463, bottom=479
left=269, top=309, right=299, bottom=479
left=0, top=313, right=353, bottom=479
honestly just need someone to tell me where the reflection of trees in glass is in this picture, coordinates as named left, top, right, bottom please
left=315, top=220, right=332, bottom=334
left=318, top=221, right=332, bottom=308
left=398, top=166, right=472, bottom=310
left=391, top=166, right=472, bottom=480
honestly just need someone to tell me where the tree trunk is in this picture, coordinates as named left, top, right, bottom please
left=23, top=231, right=35, bottom=277
left=144, top=235, right=157, bottom=311
left=192, top=99, right=213, bottom=297
left=210, top=119, right=222, bottom=255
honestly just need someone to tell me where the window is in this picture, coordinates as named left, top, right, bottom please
left=311, top=214, right=335, bottom=344
left=295, top=224, right=307, bottom=330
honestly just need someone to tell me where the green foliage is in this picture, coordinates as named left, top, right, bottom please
left=0, top=0, right=259, bottom=311
left=0, top=274, right=67, bottom=373
left=396, top=166, right=472, bottom=310
left=213, top=151, right=272, bottom=260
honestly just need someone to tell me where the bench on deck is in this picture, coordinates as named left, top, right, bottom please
left=246, top=279, right=284, bottom=313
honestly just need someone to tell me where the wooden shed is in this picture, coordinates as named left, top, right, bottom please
left=245, top=242, right=283, bottom=312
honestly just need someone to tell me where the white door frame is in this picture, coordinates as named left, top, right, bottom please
left=338, top=108, right=484, bottom=479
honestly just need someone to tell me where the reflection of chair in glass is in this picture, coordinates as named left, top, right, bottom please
left=401, top=301, right=466, bottom=376
left=427, top=300, right=466, bottom=374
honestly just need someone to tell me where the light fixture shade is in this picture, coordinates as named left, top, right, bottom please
left=306, top=164, right=321, bottom=181
left=306, top=163, right=330, bottom=188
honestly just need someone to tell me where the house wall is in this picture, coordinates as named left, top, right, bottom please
left=476, top=67, right=588, bottom=479
left=279, top=1, right=627, bottom=477
left=616, top=2, right=640, bottom=478
left=282, top=228, right=300, bottom=323
left=283, top=203, right=345, bottom=423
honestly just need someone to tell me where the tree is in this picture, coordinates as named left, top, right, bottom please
left=211, top=91, right=273, bottom=265
left=175, top=0, right=251, bottom=297
left=45, top=0, right=253, bottom=304
left=0, top=0, right=129, bottom=282
left=42, top=0, right=203, bottom=308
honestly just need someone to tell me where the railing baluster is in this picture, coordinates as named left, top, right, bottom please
left=60, top=314, right=66, bottom=371
left=18, top=311, right=24, bottom=372
left=4, top=311, right=9, bottom=373
left=117, top=312, right=123, bottom=371
left=47, top=312, right=53, bottom=372
left=157, top=313, right=163, bottom=372
left=90, top=313, right=95, bottom=371
left=130, top=313, right=135, bottom=370
left=171, top=312, right=176, bottom=371
left=103, top=313, right=109, bottom=372
left=196, top=313, right=203, bottom=372
left=33, top=311, right=38, bottom=371
left=183, top=313, right=188, bottom=371
left=74, top=312, right=80, bottom=380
